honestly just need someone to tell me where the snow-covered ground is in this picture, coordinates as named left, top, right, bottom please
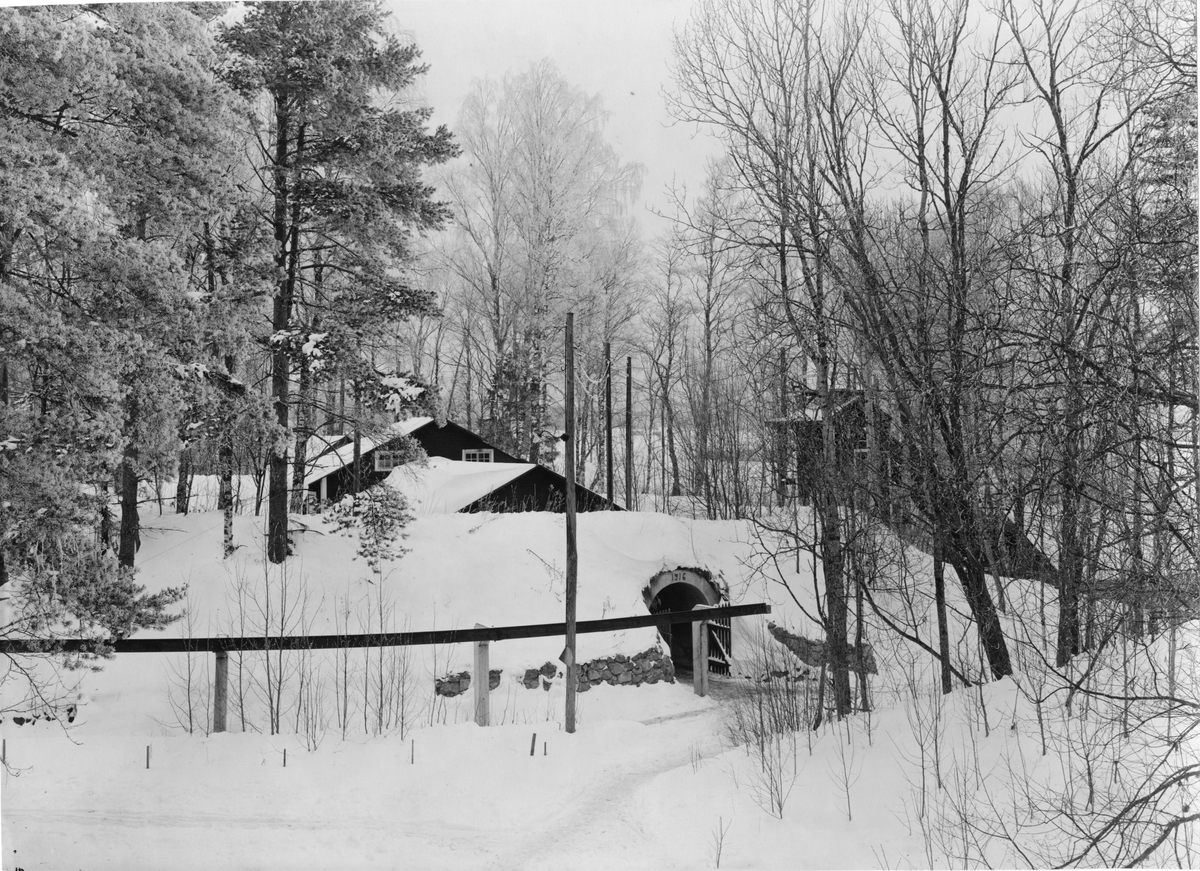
left=2, top=507, right=1196, bottom=869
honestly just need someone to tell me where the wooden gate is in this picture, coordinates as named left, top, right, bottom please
left=644, top=568, right=733, bottom=677
left=708, top=609, right=731, bottom=676
left=651, top=598, right=732, bottom=676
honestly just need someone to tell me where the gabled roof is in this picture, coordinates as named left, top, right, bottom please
left=766, top=395, right=865, bottom=425
left=384, top=458, right=536, bottom=515
left=304, top=417, right=434, bottom=487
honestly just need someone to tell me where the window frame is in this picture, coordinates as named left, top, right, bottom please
left=374, top=450, right=400, bottom=472
left=461, top=448, right=494, bottom=463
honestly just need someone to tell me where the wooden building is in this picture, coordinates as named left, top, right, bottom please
left=304, top=417, right=614, bottom=513
left=770, top=389, right=901, bottom=508
left=771, top=391, right=1059, bottom=585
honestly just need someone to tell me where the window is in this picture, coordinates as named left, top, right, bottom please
left=374, top=450, right=400, bottom=472
left=462, top=449, right=493, bottom=463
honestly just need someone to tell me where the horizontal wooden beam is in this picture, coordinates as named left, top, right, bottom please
left=0, top=603, right=771, bottom=655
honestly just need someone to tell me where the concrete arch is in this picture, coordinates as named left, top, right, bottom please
left=643, top=568, right=722, bottom=609
left=644, top=568, right=725, bottom=677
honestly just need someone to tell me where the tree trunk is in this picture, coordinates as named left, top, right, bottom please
left=947, top=545, right=1012, bottom=679
left=221, top=448, right=234, bottom=558
left=934, top=543, right=952, bottom=694
left=254, top=456, right=266, bottom=517
left=646, top=381, right=657, bottom=504
left=267, top=111, right=303, bottom=564
left=625, top=356, right=633, bottom=510
left=289, top=357, right=313, bottom=513
left=663, top=380, right=681, bottom=497
left=855, top=561, right=869, bottom=712
left=1057, top=398, right=1084, bottom=667
left=98, top=480, right=113, bottom=555
left=175, top=445, right=192, bottom=515
left=819, top=499, right=851, bottom=717
left=464, top=332, right=473, bottom=430
left=221, top=356, right=236, bottom=558
left=119, top=445, right=140, bottom=569
left=352, top=387, right=362, bottom=499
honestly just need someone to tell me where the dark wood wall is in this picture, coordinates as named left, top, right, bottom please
left=413, top=421, right=525, bottom=463
left=308, top=421, right=616, bottom=512
left=462, top=467, right=613, bottom=514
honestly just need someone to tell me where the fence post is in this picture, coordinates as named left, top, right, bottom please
left=692, top=606, right=710, bottom=697
left=213, top=649, right=228, bottom=733
left=473, top=624, right=489, bottom=727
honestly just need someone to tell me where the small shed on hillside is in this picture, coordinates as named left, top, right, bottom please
left=769, top=389, right=901, bottom=507
left=305, top=417, right=613, bottom=513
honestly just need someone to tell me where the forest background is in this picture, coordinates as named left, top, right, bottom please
left=0, top=0, right=1196, bottom=864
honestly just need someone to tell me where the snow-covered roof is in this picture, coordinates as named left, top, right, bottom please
left=302, top=432, right=348, bottom=461
left=384, top=457, right=535, bottom=515
left=766, top=397, right=862, bottom=425
left=304, top=417, right=434, bottom=486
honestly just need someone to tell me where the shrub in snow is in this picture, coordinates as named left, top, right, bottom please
left=324, top=484, right=414, bottom=576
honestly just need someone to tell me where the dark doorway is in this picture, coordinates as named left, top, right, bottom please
left=649, top=582, right=711, bottom=673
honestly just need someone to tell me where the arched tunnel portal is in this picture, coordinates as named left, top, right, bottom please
left=644, top=568, right=725, bottom=676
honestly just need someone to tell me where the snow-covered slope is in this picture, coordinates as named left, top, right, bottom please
left=3, top=508, right=1195, bottom=869
left=14, top=508, right=778, bottom=736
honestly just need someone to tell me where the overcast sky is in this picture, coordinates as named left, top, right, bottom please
left=389, top=0, right=723, bottom=234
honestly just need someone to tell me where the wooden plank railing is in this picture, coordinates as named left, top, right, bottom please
left=0, top=603, right=770, bottom=654
left=1, top=602, right=771, bottom=731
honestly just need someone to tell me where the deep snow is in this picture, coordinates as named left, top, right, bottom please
left=1, top=506, right=1196, bottom=869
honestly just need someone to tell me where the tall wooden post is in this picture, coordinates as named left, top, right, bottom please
left=213, top=649, right=228, bottom=733
left=625, top=356, right=633, bottom=511
left=473, top=624, right=490, bottom=727
left=564, top=314, right=578, bottom=733
left=691, top=606, right=710, bottom=697
left=605, top=341, right=613, bottom=507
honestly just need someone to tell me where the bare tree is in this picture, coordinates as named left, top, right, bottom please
left=438, top=60, right=643, bottom=463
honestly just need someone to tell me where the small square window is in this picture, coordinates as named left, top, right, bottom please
left=374, top=450, right=400, bottom=472
left=462, top=449, right=493, bottom=463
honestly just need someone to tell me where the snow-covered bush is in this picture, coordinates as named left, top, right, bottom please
left=324, top=484, right=414, bottom=577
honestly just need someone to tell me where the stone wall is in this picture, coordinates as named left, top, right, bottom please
left=441, top=647, right=676, bottom=696
left=572, top=646, right=675, bottom=692
left=767, top=621, right=877, bottom=674
left=434, top=668, right=503, bottom=697
left=520, top=661, right=560, bottom=690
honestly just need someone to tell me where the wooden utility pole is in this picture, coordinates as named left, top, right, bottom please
left=605, top=341, right=613, bottom=507
left=213, top=650, right=228, bottom=732
left=564, top=314, right=578, bottom=733
left=625, top=356, right=633, bottom=511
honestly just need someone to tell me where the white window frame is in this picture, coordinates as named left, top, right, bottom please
left=374, top=450, right=400, bottom=472
left=462, top=448, right=494, bottom=463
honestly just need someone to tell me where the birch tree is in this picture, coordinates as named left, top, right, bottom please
left=440, top=60, right=642, bottom=463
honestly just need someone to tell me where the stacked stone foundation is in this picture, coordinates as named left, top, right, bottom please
left=436, top=647, right=675, bottom=697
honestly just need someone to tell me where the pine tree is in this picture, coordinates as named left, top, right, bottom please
left=0, top=3, right=237, bottom=656
left=219, top=1, right=457, bottom=563
left=356, top=485, right=413, bottom=578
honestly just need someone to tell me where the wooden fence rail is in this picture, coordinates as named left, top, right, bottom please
left=1, top=602, right=770, bottom=732
left=0, top=603, right=770, bottom=654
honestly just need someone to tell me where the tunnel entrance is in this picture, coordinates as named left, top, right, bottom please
left=649, top=582, right=711, bottom=672
left=644, top=568, right=728, bottom=677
